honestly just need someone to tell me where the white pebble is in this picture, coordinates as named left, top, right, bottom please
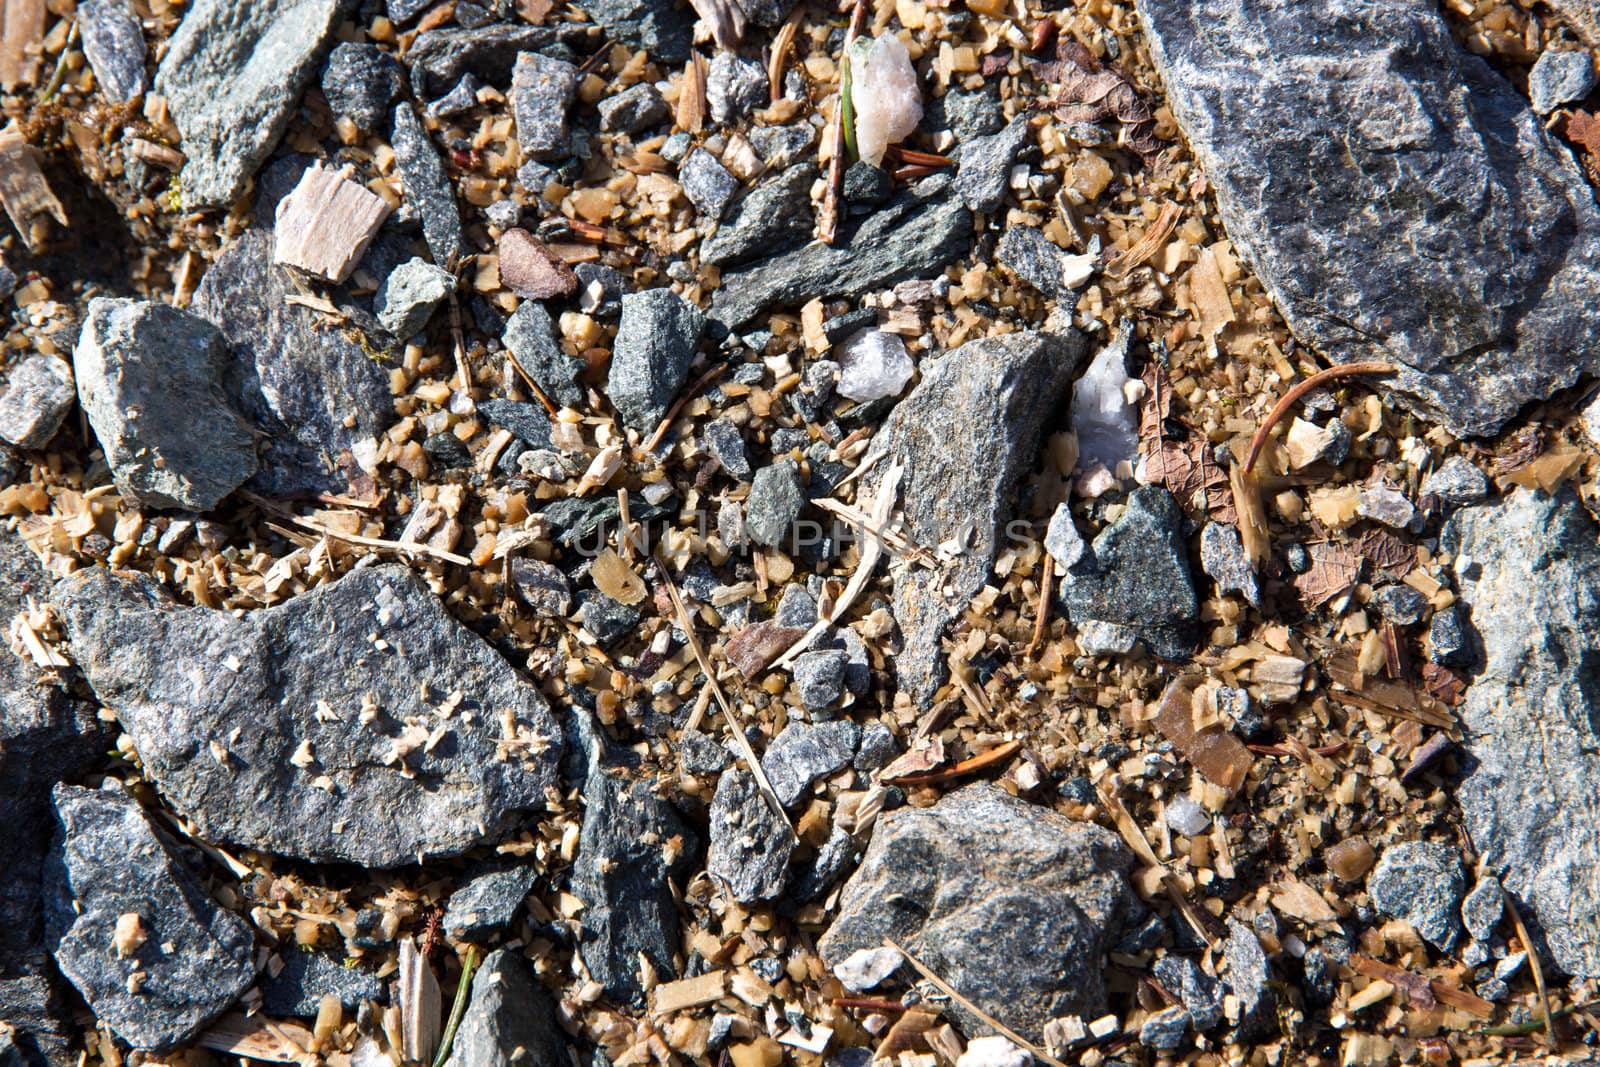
left=957, top=1036, right=1033, bottom=1067
left=850, top=34, right=923, bottom=168
left=833, top=945, right=903, bottom=991
left=1165, top=794, right=1211, bottom=837
left=836, top=329, right=915, bottom=402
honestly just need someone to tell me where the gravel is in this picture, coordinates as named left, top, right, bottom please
left=954, top=116, right=1029, bottom=213
left=1200, top=520, right=1260, bottom=606
left=700, top=163, right=818, bottom=267
left=745, top=459, right=806, bottom=548
left=1528, top=48, right=1597, bottom=113
left=373, top=257, right=454, bottom=338
left=597, top=82, right=670, bottom=134
left=0, top=355, right=75, bottom=450
left=707, top=769, right=794, bottom=902
left=503, top=300, right=585, bottom=409
left=443, top=864, right=539, bottom=942
left=320, top=42, right=403, bottom=130
left=511, top=52, right=579, bottom=162
left=1367, top=840, right=1466, bottom=951
left=678, top=149, right=740, bottom=219
left=1421, top=455, right=1490, bottom=506
left=761, top=720, right=859, bottom=806
left=78, top=0, right=147, bottom=104
left=707, top=53, right=767, bottom=125
left=390, top=102, right=463, bottom=265
left=606, top=288, right=705, bottom=431
left=442, top=949, right=571, bottom=1067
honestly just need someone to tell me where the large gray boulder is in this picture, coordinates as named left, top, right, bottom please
left=1137, top=0, right=1600, bottom=437
left=819, top=784, right=1140, bottom=1042
left=867, top=328, right=1085, bottom=705
left=1443, top=489, right=1600, bottom=975
left=52, top=564, right=562, bottom=868
left=44, top=784, right=255, bottom=1050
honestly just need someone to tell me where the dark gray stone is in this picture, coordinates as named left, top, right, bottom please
left=260, top=948, right=384, bottom=1017
left=1222, top=920, right=1275, bottom=1041
left=607, top=288, right=705, bottom=431
left=1444, top=488, right=1600, bottom=975
left=386, top=0, right=433, bottom=22
left=679, top=149, right=739, bottom=219
left=427, top=74, right=485, bottom=120
left=1137, top=0, right=1600, bottom=437
left=745, top=459, right=805, bottom=548
left=867, top=329, right=1084, bottom=705
left=1151, top=955, right=1224, bottom=1030
left=707, top=769, right=793, bottom=902
left=512, top=52, right=578, bottom=161
left=1058, top=486, right=1199, bottom=661
left=733, top=0, right=796, bottom=27
left=597, top=82, right=670, bottom=134
left=478, top=400, right=553, bottom=450
left=749, top=123, right=817, bottom=169
left=1367, top=840, right=1464, bottom=951
left=191, top=230, right=396, bottom=498
left=707, top=53, right=766, bottom=125
left=936, top=85, right=1004, bottom=141
left=1372, top=583, right=1428, bottom=626
left=74, top=298, right=257, bottom=511
left=405, top=23, right=590, bottom=97
left=954, top=116, right=1028, bottom=213
left=504, top=301, right=584, bottom=409
left=997, top=225, right=1080, bottom=302
left=679, top=728, right=731, bottom=774
left=510, top=557, right=572, bottom=617
left=1200, top=521, right=1259, bottom=607
left=52, top=564, right=562, bottom=868
left=1421, top=455, right=1489, bottom=506
left=819, top=784, right=1140, bottom=1043
left=853, top=723, right=896, bottom=771
left=374, top=257, right=454, bottom=338
left=575, top=262, right=626, bottom=318
left=576, top=591, right=640, bottom=646
left=154, top=0, right=339, bottom=209
left=1426, top=604, right=1473, bottom=668
left=1461, top=875, right=1503, bottom=946
left=791, top=823, right=859, bottom=903
left=1140, top=1006, right=1189, bottom=1051
left=711, top=182, right=973, bottom=329
left=792, top=650, right=847, bottom=712
left=843, top=162, right=892, bottom=208
left=0, top=356, right=74, bottom=450
left=320, top=42, right=403, bottom=130
left=445, top=865, right=538, bottom=941
left=44, top=784, right=255, bottom=1050
left=79, top=0, right=147, bottom=104
left=702, top=418, right=751, bottom=480
left=762, top=720, right=858, bottom=806
left=701, top=164, right=818, bottom=268
left=1528, top=48, right=1596, bottom=113
left=774, top=583, right=817, bottom=628
left=442, top=949, right=570, bottom=1067
left=391, top=103, right=464, bottom=266
left=573, top=0, right=693, bottom=65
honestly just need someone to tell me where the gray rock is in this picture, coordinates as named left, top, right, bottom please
left=868, top=329, right=1083, bottom=704
left=0, top=356, right=74, bottom=450
left=52, top=564, right=562, bottom=867
left=478, top=399, right=553, bottom=450
left=1367, top=841, right=1465, bottom=951
left=1140, top=1006, right=1189, bottom=1051
left=374, top=258, right=454, bottom=338
left=510, top=557, right=572, bottom=617
left=1444, top=488, right=1600, bottom=975
left=1358, top=485, right=1415, bottom=528
left=576, top=591, right=640, bottom=646
left=791, top=823, right=859, bottom=903
left=843, top=162, right=892, bottom=207
left=391, top=103, right=464, bottom=266
left=442, top=949, right=570, bottom=1067
left=937, top=85, right=1004, bottom=141
left=386, top=0, right=433, bottom=22
left=44, top=784, right=255, bottom=1050
left=679, top=149, right=739, bottom=219
left=1200, top=521, right=1259, bottom=607
left=854, top=722, right=897, bottom=771
left=320, top=42, right=403, bottom=130
left=1371, top=583, right=1428, bottom=626
left=405, top=23, right=589, bottom=97
left=597, top=82, right=669, bottom=134
left=746, top=460, right=805, bottom=548
left=762, top=720, right=858, bottom=806
left=792, top=650, right=848, bottom=712
left=74, top=298, right=257, bottom=511
left=574, top=0, right=693, bottom=65
left=575, top=262, right=626, bottom=318
left=1461, top=874, right=1504, bottom=944
left=1059, top=486, right=1198, bottom=660
left=1426, top=604, right=1473, bottom=668
left=512, top=52, right=578, bottom=161
left=503, top=301, right=584, bottom=410
left=819, top=784, right=1140, bottom=1043
left=1137, top=0, right=1600, bottom=437
left=260, top=948, right=384, bottom=1017
left=954, top=116, right=1028, bottom=213
left=154, top=0, right=339, bottom=209
left=427, top=73, right=484, bottom=120
left=707, top=53, right=766, bottom=125
left=607, top=288, right=705, bottom=431
left=702, top=418, right=752, bottom=480
left=996, top=225, right=1080, bottom=302
left=711, top=181, right=973, bottom=329
left=707, top=769, right=793, bottom=902
left=774, top=583, right=817, bottom=628
left=1043, top=502, right=1085, bottom=570
left=445, top=865, right=538, bottom=941
left=1528, top=48, right=1596, bottom=113
left=733, top=0, right=796, bottom=28
left=701, top=163, right=818, bottom=267
left=1151, top=955, right=1224, bottom=1031
left=191, top=230, right=396, bottom=497
left=750, top=123, right=817, bottom=169
left=1421, top=455, right=1489, bottom=506
left=79, top=0, right=147, bottom=103
left=1222, top=920, right=1275, bottom=1041
left=680, top=728, right=731, bottom=774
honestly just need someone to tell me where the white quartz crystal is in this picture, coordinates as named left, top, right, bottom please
left=851, top=34, right=923, bottom=168
left=1069, top=323, right=1138, bottom=472
left=836, top=328, right=914, bottom=401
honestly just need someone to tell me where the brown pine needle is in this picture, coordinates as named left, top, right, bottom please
left=1026, top=552, right=1055, bottom=658
left=640, top=361, right=726, bottom=456
left=1243, top=361, right=1397, bottom=474
left=883, top=739, right=1022, bottom=785
left=887, top=939, right=1070, bottom=1067
left=819, top=0, right=869, bottom=245
left=768, top=3, right=805, bottom=105
left=1504, top=892, right=1555, bottom=1041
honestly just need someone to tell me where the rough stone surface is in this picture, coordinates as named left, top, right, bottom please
left=442, top=949, right=570, bottom=1067
left=1058, top=486, right=1199, bottom=660
left=707, top=769, right=793, bottom=902
left=44, top=784, right=255, bottom=1050
left=711, top=180, right=973, bottom=329
left=374, top=257, right=454, bottom=338
left=1372, top=583, right=1428, bottom=626
left=512, top=52, right=578, bottom=161
left=510, top=557, right=572, bottom=617
left=1421, top=455, right=1489, bottom=506
left=954, top=117, right=1029, bottom=213
left=1223, top=920, right=1276, bottom=1041
left=52, top=564, right=562, bottom=868
left=74, top=298, right=257, bottom=511
left=679, top=149, right=739, bottom=219
left=606, top=288, right=705, bottom=431
left=79, top=0, right=147, bottom=103
left=1462, top=874, right=1504, bottom=945
left=260, top=948, right=384, bottom=1017
left=843, top=162, right=892, bottom=207
left=1151, top=955, right=1224, bottom=1030
left=155, top=0, right=339, bottom=209
left=478, top=400, right=553, bottom=450
left=701, top=164, right=818, bottom=267
left=444, top=865, right=538, bottom=941
left=707, top=53, right=766, bottom=125
left=1528, top=48, right=1596, bottom=113
left=192, top=230, right=396, bottom=498
left=0, top=356, right=74, bottom=450
left=1443, top=488, right=1600, bottom=975
left=997, top=225, right=1081, bottom=301
left=819, top=784, right=1140, bottom=1043
left=391, top=103, right=464, bottom=266
left=792, top=649, right=848, bottom=712
left=405, top=23, right=589, bottom=97
left=598, top=82, right=669, bottom=134
left=868, top=329, right=1083, bottom=704
left=1367, top=841, right=1465, bottom=951
left=1427, top=604, right=1474, bottom=668
left=1138, top=0, right=1600, bottom=437
left=503, top=301, right=584, bottom=410
left=320, top=42, right=403, bottom=130
left=1200, top=521, right=1259, bottom=606
left=745, top=460, right=806, bottom=548
left=574, top=0, right=693, bottom=65
left=761, top=720, right=859, bottom=806
left=702, top=418, right=751, bottom=480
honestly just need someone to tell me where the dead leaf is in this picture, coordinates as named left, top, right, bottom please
left=1138, top=356, right=1174, bottom=445
left=1567, top=109, right=1600, bottom=179
left=1420, top=662, right=1466, bottom=706
left=1355, top=527, right=1417, bottom=584
left=1030, top=40, right=1163, bottom=157
left=1350, top=955, right=1435, bottom=1010
left=1293, top=542, right=1362, bottom=609
left=1145, top=438, right=1236, bottom=524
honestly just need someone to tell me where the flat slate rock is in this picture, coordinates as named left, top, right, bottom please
left=443, top=864, right=539, bottom=941
left=867, top=328, right=1085, bottom=705
left=405, top=23, right=591, bottom=97
left=391, top=103, right=464, bottom=266
left=155, top=0, right=340, bottom=209
left=819, top=784, right=1140, bottom=1043
left=701, top=163, right=818, bottom=268
left=442, top=949, right=570, bottom=1067
left=52, top=564, right=563, bottom=868
left=574, top=0, right=693, bottom=65
left=1138, top=0, right=1600, bottom=437
left=1444, top=488, right=1600, bottom=976
left=504, top=300, right=585, bottom=409
left=44, top=784, right=255, bottom=1051
left=606, top=288, right=705, bottom=431
left=191, top=230, right=396, bottom=498
left=78, top=0, right=148, bottom=104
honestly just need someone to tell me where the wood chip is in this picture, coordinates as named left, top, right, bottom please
left=196, top=1014, right=318, bottom=1066
left=1105, top=201, right=1181, bottom=278
left=0, top=0, right=44, bottom=91
left=398, top=936, right=441, bottom=1065
left=1155, top=676, right=1254, bottom=796
left=652, top=971, right=727, bottom=1014
left=0, top=126, right=65, bottom=251
left=272, top=163, right=393, bottom=284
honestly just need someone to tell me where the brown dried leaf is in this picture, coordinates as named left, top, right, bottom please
left=1030, top=40, right=1163, bottom=156
left=1138, top=356, right=1174, bottom=445
left=1420, top=662, right=1467, bottom=706
left=724, top=620, right=807, bottom=678
left=1350, top=955, right=1436, bottom=1010
left=1293, top=542, right=1362, bottom=609
left=1355, top=527, right=1417, bottom=584
left=1568, top=109, right=1600, bottom=170
left=1145, top=438, right=1236, bottom=524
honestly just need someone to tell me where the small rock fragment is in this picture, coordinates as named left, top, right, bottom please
left=405, top=23, right=587, bottom=96
left=835, top=329, right=914, bottom=402
left=575, top=0, right=694, bottom=64
left=997, top=225, right=1090, bottom=301
left=503, top=301, right=584, bottom=409
left=1044, top=503, right=1086, bottom=570
left=850, top=35, right=923, bottom=167
left=374, top=257, right=454, bottom=338
left=577, top=592, right=641, bottom=646
left=510, top=558, right=572, bottom=616
left=955, top=117, right=1029, bottom=213
left=1200, top=522, right=1259, bottom=606
left=1372, top=583, right=1428, bottom=626
left=792, top=649, right=848, bottom=712
left=1163, top=795, right=1209, bottom=837
left=832, top=946, right=902, bottom=992
left=607, top=288, right=706, bottom=431
left=708, top=769, right=794, bottom=902
left=1357, top=485, right=1415, bottom=528
left=598, top=82, right=669, bottom=134
left=78, top=0, right=147, bottom=103
left=511, top=52, right=578, bottom=161
left=391, top=103, right=464, bottom=266
left=444, top=865, right=538, bottom=941
left=1461, top=874, right=1503, bottom=944
left=762, top=720, right=859, bottom=806
left=1420, top=455, right=1488, bottom=506
left=1140, top=1006, right=1189, bottom=1051
left=702, top=418, right=752, bottom=480
left=1367, top=841, right=1465, bottom=951
left=843, top=161, right=893, bottom=207
left=701, top=163, right=818, bottom=267
left=0, top=355, right=74, bottom=449
left=1426, top=604, right=1474, bottom=667
left=1529, top=48, right=1597, bottom=113
left=726, top=620, right=806, bottom=678
left=1223, top=920, right=1276, bottom=1041
left=1284, top=416, right=1348, bottom=469
left=1151, top=955, right=1224, bottom=1030
left=745, top=459, right=806, bottom=548
left=261, top=948, right=385, bottom=1018
left=498, top=228, right=578, bottom=300
left=1069, top=321, right=1137, bottom=471
left=707, top=53, right=766, bottom=125
left=442, top=950, right=570, bottom=1067
left=320, top=42, right=403, bottom=130
left=679, top=149, right=739, bottom=219
left=680, top=728, right=731, bottom=774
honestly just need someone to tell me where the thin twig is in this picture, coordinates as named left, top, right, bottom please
left=1504, top=892, right=1554, bottom=1041
left=819, top=0, right=869, bottom=245
left=1025, top=552, right=1055, bottom=658
left=245, top=491, right=473, bottom=567
left=884, top=739, right=1022, bottom=786
left=1243, top=362, right=1397, bottom=474
left=768, top=3, right=806, bottom=105
left=39, top=21, right=80, bottom=103
left=887, top=939, right=1071, bottom=1067
left=640, top=361, right=726, bottom=456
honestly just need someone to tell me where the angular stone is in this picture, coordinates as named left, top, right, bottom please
left=260, top=948, right=385, bottom=1018
left=761, top=720, right=859, bottom=807
left=442, top=950, right=569, bottom=1067
left=733, top=0, right=797, bottom=28
left=391, top=103, right=464, bottom=266
left=868, top=329, right=1084, bottom=704
left=701, top=163, right=818, bottom=268
left=1058, top=486, right=1199, bottom=661
left=843, top=162, right=892, bottom=207
left=954, top=116, right=1028, bottom=213
left=1420, top=455, right=1489, bottom=507
left=1200, top=521, right=1259, bottom=606
left=1222, top=920, right=1276, bottom=1041
left=606, top=288, right=705, bottom=431
left=1528, top=48, right=1596, bottom=113
left=44, top=784, right=255, bottom=1050
left=501, top=301, right=583, bottom=410
left=405, top=23, right=590, bottom=97
left=679, top=149, right=739, bottom=219
left=1443, top=488, right=1600, bottom=975
left=707, top=769, right=793, bottom=902
left=793, top=649, right=848, bottom=712
left=1367, top=840, right=1465, bottom=951
left=791, top=823, right=860, bottom=903
left=707, top=53, right=766, bottom=126
left=710, top=180, right=973, bottom=329
left=1137, top=0, right=1600, bottom=436
left=573, top=0, right=693, bottom=65
left=191, top=230, right=396, bottom=498
left=52, top=564, right=562, bottom=868
left=0, top=355, right=74, bottom=450
left=750, top=123, right=817, bottom=169
left=1426, top=604, right=1473, bottom=668
left=155, top=0, right=339, bottom=209
left=511, top=52, right=578, bottom=162
left=819, top=784, right=1140, bottom=1043
left=679, top=728, right=731, bottom=775
left=850, top=34, right=922, bottom=168
left=374, top=257, right=454, bottom=338
left=78, top=0, right=147, bottom=104
left=427, top=73, right=484, bottom=120
left=745, top=459, right=805, bottom=548
left=1151, top=955, right=1224, bottom=1031
left=576, top=591, right=640, bottom=646
left=997, top=225, right=1084, bottom=301
left=443, top=864, right=538, bottom=942
left=701, top=418, right=751, bottom=481
left=597, top=82, right=669, bottom=134
left=498, top=228, right=578, bottom=300
left=835, top=329, right=914, bottom=403
left=74, top=297, right=257, bottom=511
left=510, top=557, right=572, bottom=617
left=1069, top=322, right=1137, bottom=471
left=321, top=42, right=404, bottom=131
